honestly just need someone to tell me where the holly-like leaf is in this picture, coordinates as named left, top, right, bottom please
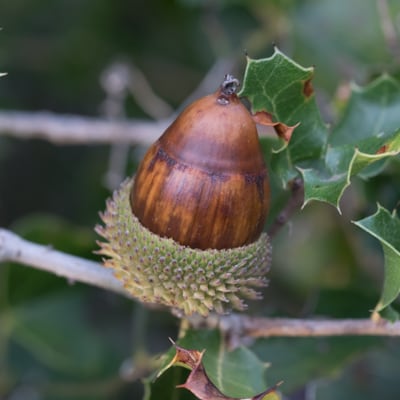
left=239, top=50, right=400, bottom=323
left=301, top=76, right=400, bottom=210
left=240, top=47, right=328, bottom=183
left=165, top=342, right=281, bottom=400
left=329, top=76, right=400, bottom=147
left=353, top=205, right=400, bottom=314
left=147, top=329, right=281, bottom=400
left=240, top=50, right=400, bottom=210
left=300, top=129, right=400, bottom=211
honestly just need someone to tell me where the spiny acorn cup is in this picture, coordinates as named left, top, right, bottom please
left=96, top=75, right=272, bottom=317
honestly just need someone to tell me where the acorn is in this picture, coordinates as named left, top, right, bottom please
left=96, top=75, right=272, bottom=316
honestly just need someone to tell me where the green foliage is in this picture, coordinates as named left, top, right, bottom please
left=144, top=367, right=192, bottom=400
left=240, top=48, right=328, bottom=182
left=146, top=329, right=276, bottom=400
left=315, top=342, right=400, bottom=400
left=354, top=205, right=400, bottom=317
left=177, top=330, right=268, bottom=397
left=302, top=76, right=400, bottom=210
left=240, top=48, right=400, bottom=315
left=1, top=1, right=400, bottom=400
left=251, top=336, right=383, bottom=394
left=9, top=293, right=108, bottom=375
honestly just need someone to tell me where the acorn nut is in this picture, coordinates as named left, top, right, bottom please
left=96, top=75, right=272, bottom=316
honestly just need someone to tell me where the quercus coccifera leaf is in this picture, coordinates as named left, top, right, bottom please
left=300, top=129, right=400, bottom=212
left=241, top=49, right=400, bottom=210
left=353, top=205, right=400, bottom=314
left=162, top=342, right=282, bottom=400
left=146, top=330, right=282, bottom=400
left=240, top=47, right=328, bottom=183
left=301, top=76, right=400, bottom=211
left=240, top=50, right=400, bottom=321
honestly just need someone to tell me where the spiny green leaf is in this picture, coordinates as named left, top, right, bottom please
left=239, top=47, right=328, bottom=183
left=239, top=50, right=400, bottom=323
left=353, top=205, right=400, bottom=313
left=329, top=76, right=400, bottom=147
left=168, top=343, right=281, bottom=400
left=300, top=75, right=400, bottom=210
left=240, top=50, right=400, bottom=210
left=147, top=329, right=271, bottom=399
left=300, top=129, right=400, bottom=211
left=180, top=330, right=269, bottom=397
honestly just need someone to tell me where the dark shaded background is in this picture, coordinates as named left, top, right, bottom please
left=1, top=0, right=400, bottom=399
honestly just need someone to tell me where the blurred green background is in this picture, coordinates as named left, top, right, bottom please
left=1, top=0, right=400, bottom=399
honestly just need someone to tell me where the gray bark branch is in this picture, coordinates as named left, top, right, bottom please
left=1, top=228, right=399, bottom=337
left=0, top=227, right=126, bottom=295
left=0, top=110, right=167, bottom=145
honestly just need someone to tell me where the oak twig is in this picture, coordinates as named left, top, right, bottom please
left=0, top=227, right=125, bottom=295
left=267, top=177, right=304, bottom=238
left=0, top=111, right=167, bottom=145
left=1, top=228, right=399, bottom=337
left=221, top=315, right=400, bottom=337
left=0, top=60, right=236, bottom=147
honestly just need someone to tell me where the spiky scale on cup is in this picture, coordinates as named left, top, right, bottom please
left=96, top=75, right=272, bottom=316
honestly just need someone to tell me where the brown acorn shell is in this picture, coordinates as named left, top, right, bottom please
left=130, top=88, right=270, bottom=250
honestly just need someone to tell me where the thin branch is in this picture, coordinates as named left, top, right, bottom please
left=267, top=177, right=304, bottom=238
left=187, top=313, right=400, bottom=342
left=0, top=110, right=167, bottom=145
left=125, top=63, right=174, bottom=120
left=0, top=228, right=126, bottom=295
left=1, top=227, right=400, bottom=337
left=0, top=60, right=235, bottom=147
left=0, top=110, right=277, bottom=146
left=377, top=0, right=400, bottom=61
left=100, top=62, right=134, bottom=190
left=222, top=315, right=400, bottom=337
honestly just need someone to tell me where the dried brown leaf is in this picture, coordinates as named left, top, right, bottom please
left=252, top=111, right=299, bottom=143
left=161, top=342, right=282, bottom=400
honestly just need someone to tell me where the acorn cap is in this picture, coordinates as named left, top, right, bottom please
left=96, top=178, right=271, bottom=316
